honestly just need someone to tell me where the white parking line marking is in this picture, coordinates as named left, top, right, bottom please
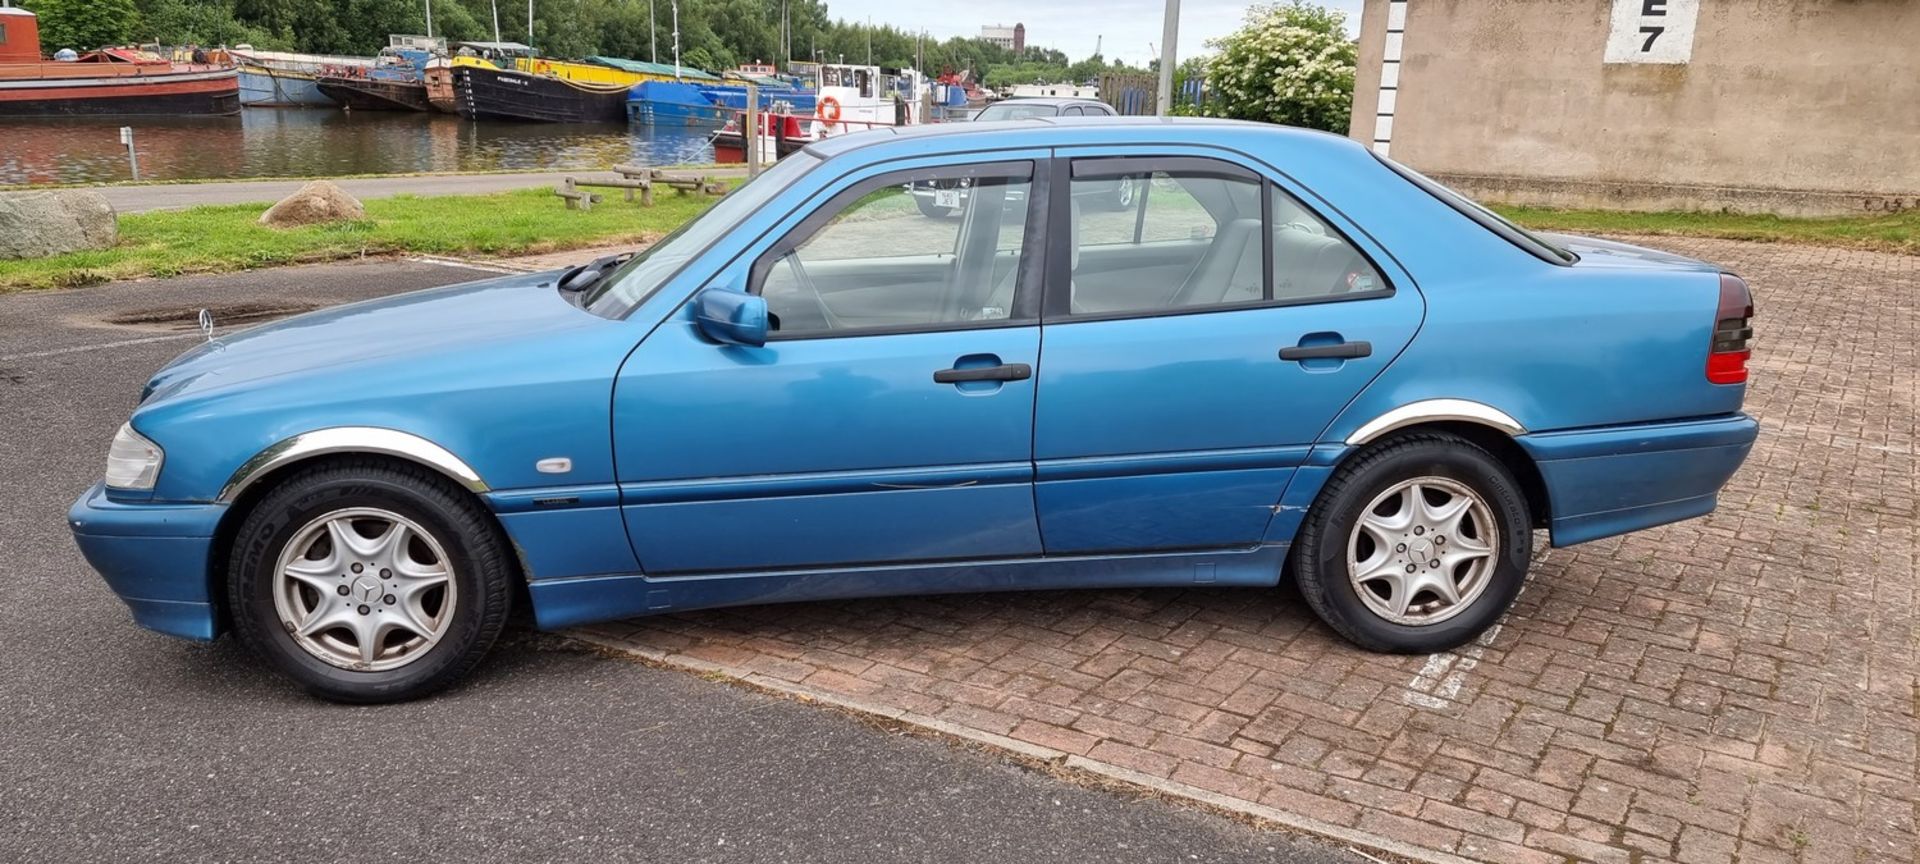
left=0, top=333, right=201, bottom=362
left=1401, top=548, right=1546, bottom=709
left=407, top=256, right=525, bottom=274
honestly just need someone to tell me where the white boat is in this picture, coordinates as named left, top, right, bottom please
left=805, top=63, right=929, bottom=138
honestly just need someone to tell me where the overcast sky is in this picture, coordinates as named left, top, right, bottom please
left=818, top=0, right=1366, bottom=68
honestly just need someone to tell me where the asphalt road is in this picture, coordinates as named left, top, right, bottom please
left=94, top=169, right=748, bottom=213
left=0, top=260, right=1360, bottom=864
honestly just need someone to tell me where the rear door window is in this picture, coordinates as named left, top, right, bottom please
left=1057, top=155, right=1391, bottom=317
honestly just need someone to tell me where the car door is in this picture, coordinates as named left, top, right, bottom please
left=1032, top=152, right=1424, bottom=554
left=612, top=156, right=1049, bottom=574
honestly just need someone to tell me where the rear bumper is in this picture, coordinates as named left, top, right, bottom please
left=1519, top=414, right=1758, bottom=547
left=67, top=483, right=226, bottom=641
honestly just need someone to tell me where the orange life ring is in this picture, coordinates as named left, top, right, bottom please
left=817, top=96, right=842, bottom=123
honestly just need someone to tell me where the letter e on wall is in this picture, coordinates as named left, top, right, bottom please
left=1604, top=0, right=1699, bottom=64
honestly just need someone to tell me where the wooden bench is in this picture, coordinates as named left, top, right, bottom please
left=553, top=177, right=604, bottom=211
left=556, top=168, right=727, bottom=210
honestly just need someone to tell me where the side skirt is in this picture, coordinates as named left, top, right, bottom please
left=526, top=544, right=1291, bottom=630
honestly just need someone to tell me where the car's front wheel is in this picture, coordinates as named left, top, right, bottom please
left=227, top=459, right=514, bottom=703
left=1290, top=433, right=1531, bottom=654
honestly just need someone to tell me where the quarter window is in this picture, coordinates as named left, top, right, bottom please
left=758, top=164, right=1035, bottom=336
left=1269, top=185, right=1387, bottom=300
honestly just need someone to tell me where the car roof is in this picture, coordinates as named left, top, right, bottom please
left=985, top=97, right=1106, bottom=107
left=803, top=116, right=1356, bottom=160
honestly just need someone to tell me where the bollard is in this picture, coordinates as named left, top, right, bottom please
left=119, top=127, right=140, bottom=181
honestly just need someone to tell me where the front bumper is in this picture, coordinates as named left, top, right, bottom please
left=67, top=482, right=227, bottom=641
left=1519, top=414, right=1759, bottom=547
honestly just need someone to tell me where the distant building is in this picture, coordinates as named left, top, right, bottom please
left=1349, top=0, right=1920, bottom=216
left=980, top=23, right=1025, bottom=52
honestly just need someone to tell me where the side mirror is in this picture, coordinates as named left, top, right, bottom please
left=692, top=288, right=769, bottom=347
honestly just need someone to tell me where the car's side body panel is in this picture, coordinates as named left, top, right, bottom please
left=614, top=315, right=1046, bottom=573
left=525, top=544, right=1290, bottom=630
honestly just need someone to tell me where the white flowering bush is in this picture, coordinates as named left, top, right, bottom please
left=1197, top=2, right=1356, bottom=132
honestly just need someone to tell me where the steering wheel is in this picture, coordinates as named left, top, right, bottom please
left=782, top=253, right=843, bottom=331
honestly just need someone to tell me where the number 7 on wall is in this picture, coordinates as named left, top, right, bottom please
left=1604, top=0, right=1697, bottom=64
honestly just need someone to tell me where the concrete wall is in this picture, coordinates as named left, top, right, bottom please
left=1349, top=0, right=1920, bottom=215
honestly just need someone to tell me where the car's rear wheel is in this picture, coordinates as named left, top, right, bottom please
left=227, top=459, right=513, bottom=703
left=1290, top=433, right=1531, bottom=654
left=1106, top=176, right=1139, bottom=211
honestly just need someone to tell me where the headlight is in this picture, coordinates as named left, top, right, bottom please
left=103, top=422, right=164, bottom=491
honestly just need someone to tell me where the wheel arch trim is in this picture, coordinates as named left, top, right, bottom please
left=216, top=427, right=489, bottom=504
left=1343, top=399, right=1526, bottom=446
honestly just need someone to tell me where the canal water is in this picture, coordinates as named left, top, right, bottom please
left=0, top=111, right=717, bottom=186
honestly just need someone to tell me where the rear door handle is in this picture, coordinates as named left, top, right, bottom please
left=933, top=363, right=1032, bottom=384
left=1279, top=341, right=1372, bottom=361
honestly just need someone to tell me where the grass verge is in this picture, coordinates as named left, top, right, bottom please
left=0, top=187, right=721, bottom=292
left=1496, top=205, right=1920, bottom=255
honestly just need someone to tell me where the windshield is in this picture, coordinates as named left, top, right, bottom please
left=974, top=102, right=1060, bottom=122
left=582, top=151, right=824, bottom=316
left=1373, top=153, right=1576, bottom=265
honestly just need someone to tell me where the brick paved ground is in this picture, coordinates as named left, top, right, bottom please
left=581, top=237, right=1918, bottom=863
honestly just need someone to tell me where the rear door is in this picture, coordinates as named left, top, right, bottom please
left=1032, top=151, right=1424, bottom=553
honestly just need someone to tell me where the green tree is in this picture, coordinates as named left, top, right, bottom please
left=24, top=0, right=139, bottom=52
left=1198, top=1, right=1354, bottom=132
left=136, top=0, right=282, bottom=49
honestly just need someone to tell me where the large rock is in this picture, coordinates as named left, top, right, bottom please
left=258, top=180, right=364, bottom=228
left=0, top=190, right=118, bottom=260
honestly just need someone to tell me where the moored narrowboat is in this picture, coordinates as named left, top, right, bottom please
left=456, top=52, right=695, bottom=123
left=454, top=63, right=630, bottom=122
left=0, top=7, right=239, bottom=117
left=627, top=78, right=816, bottom=127
left=313, top=35, right=438, bottom=112
left=233, top=48, right=371, bottom=107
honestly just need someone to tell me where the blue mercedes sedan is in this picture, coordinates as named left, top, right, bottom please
left=69, top=118, right=1758, bottom=702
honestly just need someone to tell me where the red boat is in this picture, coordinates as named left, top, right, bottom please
left=709, top=111, right=813, bottom=164
left=0, top=7, right=240, bottom=117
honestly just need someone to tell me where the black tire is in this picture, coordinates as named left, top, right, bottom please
left=226, top=459, right=514, bottom=703
left=1104, top=176, right=1138, bottom=211
left=1290, top=433, right=1531, bottom=654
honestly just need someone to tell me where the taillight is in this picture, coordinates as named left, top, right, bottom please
left=1707, top=273, right=1755, bottom=385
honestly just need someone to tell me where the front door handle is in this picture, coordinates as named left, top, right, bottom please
left=933, top=363, right=1032, bottom=384
left=1280, top=341, right=1372, bottom=361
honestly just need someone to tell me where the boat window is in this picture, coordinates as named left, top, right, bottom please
left=582, top=151, right=823, bottom=318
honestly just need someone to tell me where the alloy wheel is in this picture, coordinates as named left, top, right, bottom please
left=1345, top=476, right=1497, bottom=626
left=272, top=507, right=457, bottom=671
